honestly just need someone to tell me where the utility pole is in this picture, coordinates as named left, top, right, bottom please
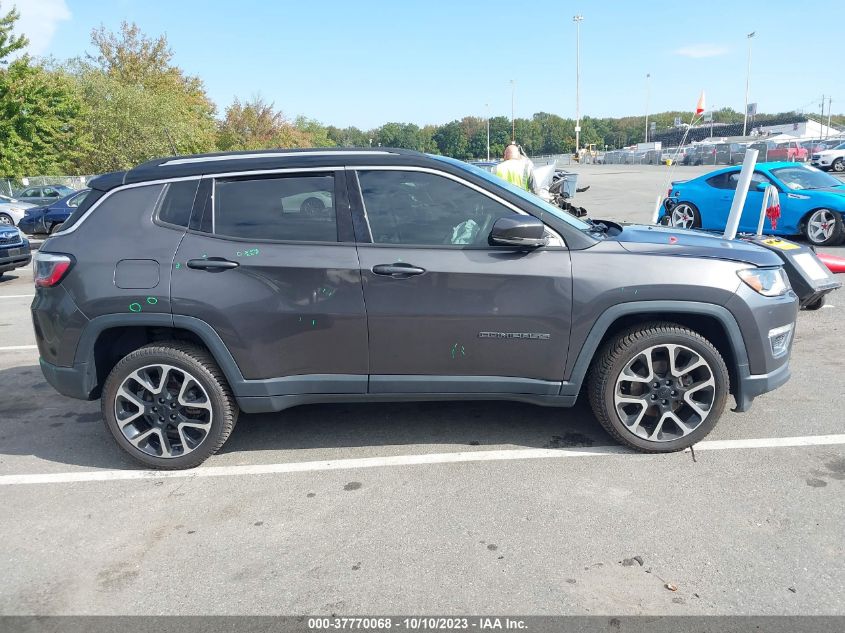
left=485, top=102, right=490, bottom=161
left=573, top=14, right=584, bottom=154
left=820, top=95, right=825, bottom=138
left=644, top=73, right=651, bottom=143
left=826, top=97, right=833, bottom=139
left=510, top=80, right=515, bottom=143
left=743, top=31, right=755, bottom=137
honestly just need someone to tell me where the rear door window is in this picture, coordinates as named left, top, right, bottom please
left=213, top=174, right=337, bottom=242
left=156, top=180, right=199, bottom=228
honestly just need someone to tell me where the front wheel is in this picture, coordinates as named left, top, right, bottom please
left=832, top=158, right=845, bottom=173
left=101, top=342, right=238, bottom=469
left=0, top=213, right=13, bottom=226
left=803, top=209, right=845, bottom=246
left=588, top=323, right=729, bottom=452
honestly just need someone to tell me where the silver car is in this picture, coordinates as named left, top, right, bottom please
left=0, top=194, right=36, bottom=227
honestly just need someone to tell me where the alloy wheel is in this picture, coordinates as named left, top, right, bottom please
left=613, top=343, right=716, bottom=442
left=833, top=159, right=844, bottom=173
left=670, top=204, right=695, bottom=229
left=807, top=209, right=836, bottom=243
left=114, top=364, right=213, bottom=458
left=0, top=214, right=12, bottom=225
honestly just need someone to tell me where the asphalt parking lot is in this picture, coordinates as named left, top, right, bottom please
left=1, top=165, right=843, bottom=616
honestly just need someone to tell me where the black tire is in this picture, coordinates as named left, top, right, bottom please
left=49, top=222, right=64, bottom=234
left=832, top=158, right=845, bottom=173
left=587, top=322, right=729, bottom=453
left=0, top=213, right=13, bottom=226
left=668, top=201, right=702, bottom=229
left=101, top=341, right=238, bottom=469
left=803, top=295, right=825, bottom=311
left=802, top=209, right=845, bottom=247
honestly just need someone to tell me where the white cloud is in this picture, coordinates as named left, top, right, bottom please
left=674, top=43, right=730, bottom=59
left=10, top=0, right=72, bottom=56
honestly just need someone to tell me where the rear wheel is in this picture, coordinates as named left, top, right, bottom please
left=48, top=222, right=64, bottom=234
left=101, top=342, right=238, bottom=469
left=669, top=202, right=701, bottom=229
left=588, top=323, right=729, bottom=452
left=803, top=209, right=845, bottom=246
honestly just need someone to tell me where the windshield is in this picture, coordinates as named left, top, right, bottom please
left=771, top=165, right=843, bottom=190
left=429, top=154, right=593, bottom=231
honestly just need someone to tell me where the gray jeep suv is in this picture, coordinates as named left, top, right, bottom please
left=32, top=149, right=798, bottom=469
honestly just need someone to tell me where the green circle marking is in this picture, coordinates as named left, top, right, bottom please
left=146, top=297, right=158, bottom=305
left=129, top=303, right=142, bottom=313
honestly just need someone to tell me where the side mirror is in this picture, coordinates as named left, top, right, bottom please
left=488, top=216, right=548, bottom=248
left=755, top=181, right=768, bottom=192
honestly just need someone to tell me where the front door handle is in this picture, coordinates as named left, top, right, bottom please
left=372, top=263, right=426, bottom=278
left=186, top=258, right=239, bottom=271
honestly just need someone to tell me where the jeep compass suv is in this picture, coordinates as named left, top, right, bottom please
left=32, top=149, right=798, bottom=469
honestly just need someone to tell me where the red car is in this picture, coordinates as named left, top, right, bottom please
left=766, top=140, right=808, bottom=162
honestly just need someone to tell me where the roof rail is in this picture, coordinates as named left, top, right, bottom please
left=159, top=150, right=396, bottom=167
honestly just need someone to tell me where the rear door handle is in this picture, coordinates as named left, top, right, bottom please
left=186, top=258, right=239, bottom=271
left=372, top=263, right=426, bottom=278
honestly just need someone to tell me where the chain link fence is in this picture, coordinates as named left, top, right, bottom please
left=2, top=175, right=94, bottom=197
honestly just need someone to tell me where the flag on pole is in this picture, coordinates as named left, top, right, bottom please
left=695, top=91, right=706, bottom=115
left=765, top=187, right=781, bottom=230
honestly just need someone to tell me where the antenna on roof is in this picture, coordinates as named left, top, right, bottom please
left=163, top=127, right=178, bottom=156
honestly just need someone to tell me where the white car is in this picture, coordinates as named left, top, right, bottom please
left=0, top=194, right=36, bottom=227
left=810, top=141, right=845, bottom=173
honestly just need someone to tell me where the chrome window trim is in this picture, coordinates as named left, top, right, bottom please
left=160, top=150, right=395, bottom=166
left=351, top=165, right=565, bottom=247
left=56, top=165, right=565, bottom=247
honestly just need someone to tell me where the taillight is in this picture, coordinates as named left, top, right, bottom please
left=34, top=252, right=74, bottom=288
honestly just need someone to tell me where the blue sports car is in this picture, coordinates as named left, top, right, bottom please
left=660, top=162, right=845, bottom=246
left=18, top=188, right=89, bottom=235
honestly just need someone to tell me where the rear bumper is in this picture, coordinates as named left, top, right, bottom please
left=39, top=357, right=98, bottom=400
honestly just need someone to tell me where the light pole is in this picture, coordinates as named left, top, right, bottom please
left=644, top=73, right=651, bottom=143
left=486, top=102, right=490, bottom=161
left=510, top=80, right=516, bottom=143
left=573, top=14, right=583, bottom=155
left=743, top=31, right=755, bottom=137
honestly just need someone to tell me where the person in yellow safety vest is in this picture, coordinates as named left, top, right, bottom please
left=495, top=143, right=538, bottom=194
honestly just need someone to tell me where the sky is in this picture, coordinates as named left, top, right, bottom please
left=12, top=0, right=845, bottom=129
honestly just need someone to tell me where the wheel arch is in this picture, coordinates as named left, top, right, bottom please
left=77, top=314, right=246, bottom=399
left=563, top=301, right=748, bottom=398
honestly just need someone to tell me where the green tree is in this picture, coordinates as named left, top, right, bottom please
left=69, top=22, right=217, bottom=172
left=0, top=3, right=86, bottom=177
left=0, top=2, right=26, bottom=59
left=217, top=96, right=310, bottom=151
left=433, top=120, right=469, bottom=159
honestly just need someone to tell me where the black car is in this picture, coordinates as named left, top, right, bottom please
left=32, top=148, right=798, bottom=469
left=0, top=225, right=31, bottom=277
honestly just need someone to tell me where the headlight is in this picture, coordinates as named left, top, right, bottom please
left=16, top=227, right=27, bottom=241
left=737, top=267, right=790, bottom=297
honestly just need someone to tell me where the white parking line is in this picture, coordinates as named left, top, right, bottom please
left=0, top=345, right=38, bottom=351
left=0, top=294, right=34, bottom=299
left=1, top=433, right=843, bottom=487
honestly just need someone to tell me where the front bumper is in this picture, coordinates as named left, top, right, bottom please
left=733, top=361, right=791, bottom=412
